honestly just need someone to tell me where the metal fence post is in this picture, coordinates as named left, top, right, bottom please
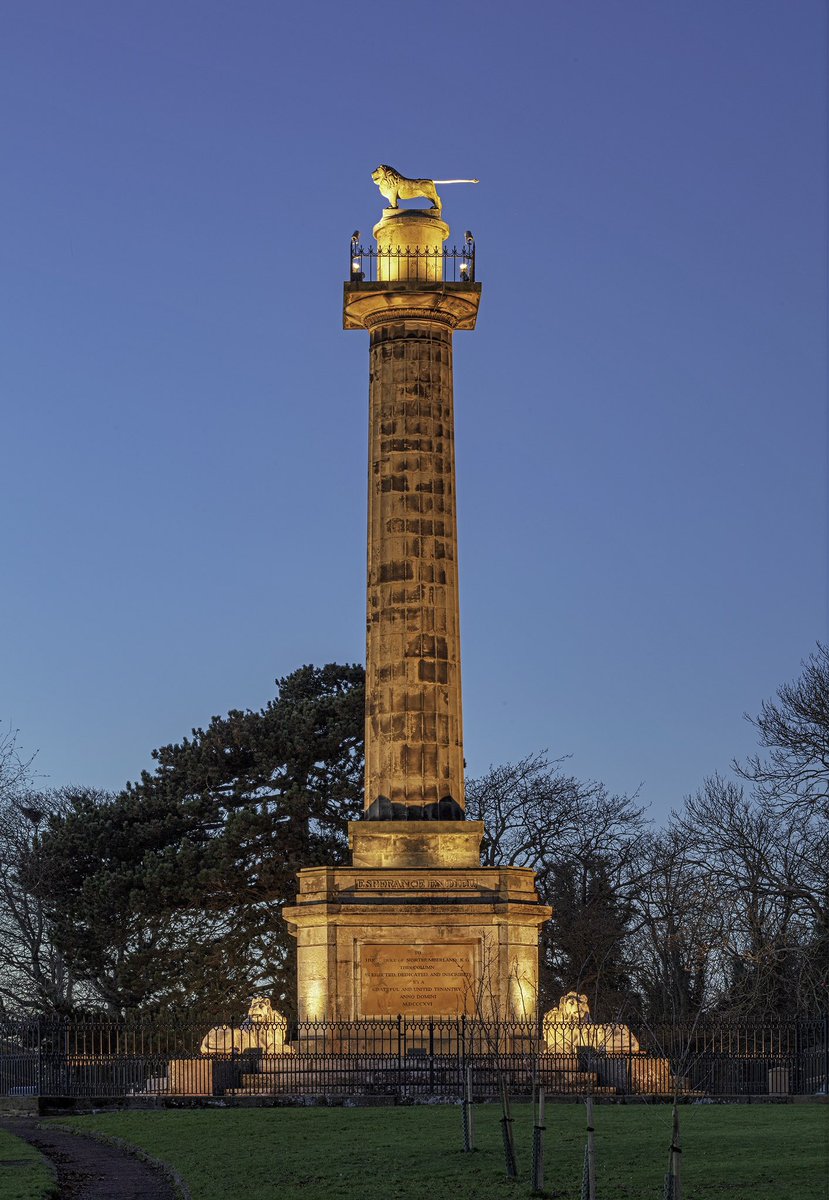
left=499, top=1073, right=518, bottom=1178
left=531, top=1086, right=545, bottom=1193
left=397, top=1013, right=403, bottom=1090
left=36, top=1014, right=43, bottom=1097
left=460, top=1013, right=467, bottom=1088
left=585, top=1094, right=597, bottom=1200
left=462, top=1064, right=475, bottom=1152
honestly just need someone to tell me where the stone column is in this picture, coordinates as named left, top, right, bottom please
left=344, top=209, right=481, bottom=819
left=284, top=211, right=551, bottom=1023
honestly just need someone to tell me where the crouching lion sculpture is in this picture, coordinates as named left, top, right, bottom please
left=543, top=991, right=640, bottom=1055
left=200, top=996, right=292, bottom=1056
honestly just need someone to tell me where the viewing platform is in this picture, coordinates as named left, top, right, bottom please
left=348, top=234, right=476, bottom=284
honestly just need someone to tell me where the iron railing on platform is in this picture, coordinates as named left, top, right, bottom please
left=348, top=239, right=476, bottom=283
left=1, top=1014, right=826, bottom=1101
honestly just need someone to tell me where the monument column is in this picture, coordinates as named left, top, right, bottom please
left=350, top=207, right=479, bottom=819
left=284, top=176, right=550, bottom=1023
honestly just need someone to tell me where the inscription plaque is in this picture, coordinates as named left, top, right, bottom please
left=360, top=943, right=476, bottom=1016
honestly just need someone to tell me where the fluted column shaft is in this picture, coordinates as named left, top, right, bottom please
left=364, top=317, right=464, bottom=817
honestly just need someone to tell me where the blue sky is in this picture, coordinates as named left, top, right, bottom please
left=1, top=1, right=825, bottom=820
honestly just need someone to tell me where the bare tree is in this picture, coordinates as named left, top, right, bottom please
left=674, top=775, right=827, bottom=1017
left=723, top=644, right=829, bottom=1013
left=467, top=752, right=645, bottom=877
left=735, top=642, right=829, bottom=819
left=628, top=827, right=719, bottom=1022
left=0, top=724, right=36, bottom=796
left=466, top=753, right=647, bottom=1017
left=0, top=728, right=83, bottom=1013
left=0, top=786, right=86, bottom=1014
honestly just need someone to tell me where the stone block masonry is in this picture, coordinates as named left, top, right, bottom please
left=366, top=318, right=464, bottom=816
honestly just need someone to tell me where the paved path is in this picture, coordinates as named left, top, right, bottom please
left=0, top=1118, right=178, bottom=1200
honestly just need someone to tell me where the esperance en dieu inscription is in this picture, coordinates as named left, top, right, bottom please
left=360, top=943, right=476, bottom=1017
left=354, top=877, right=479, bottom=890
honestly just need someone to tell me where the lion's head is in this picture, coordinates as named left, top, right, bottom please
left=247, top=996, right=276, bottom=1023
left=546, top=992, right=591, bottom=1024
left=371, top=164, right=397, bottom=187
left=560, top=992, right=590, bottom=1020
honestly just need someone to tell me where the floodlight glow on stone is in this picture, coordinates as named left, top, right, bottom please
left=282, top=172, right=552, bottom=1023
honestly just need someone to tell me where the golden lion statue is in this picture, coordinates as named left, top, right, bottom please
left=543, top=991, right=640, bottom=1055
left=200, top=996, right=292, bottom=1056
left=371, top=165, right=479, bottom=215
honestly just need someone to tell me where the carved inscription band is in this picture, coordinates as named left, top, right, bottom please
left=354, top=877, right=479, bottom=890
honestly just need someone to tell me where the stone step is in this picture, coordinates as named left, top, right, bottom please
left=538, top=1071, right=604, bottom=1085
left=230, top=1072, right=620, bottom=1095
left=225, top=1083, right=621, bottom=1098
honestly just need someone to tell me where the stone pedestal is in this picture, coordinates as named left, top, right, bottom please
left=373, top=207, right=449, bottom=281
left=283, top=821, right=551, bottom=1021
left=166, top=1058, right=212, bottom=1096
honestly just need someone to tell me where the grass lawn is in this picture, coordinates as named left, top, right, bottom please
left=60, top=1102, right=828, bottom=1200
left=0, top=1128, right=55, bottom=1200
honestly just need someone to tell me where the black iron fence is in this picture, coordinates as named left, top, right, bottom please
left=1, top=1015, right=825, bottom=1101
left=348, top=240, right=476, bottom=283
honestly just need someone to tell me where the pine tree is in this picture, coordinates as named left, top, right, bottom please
left=27, top=664, right=364, bottom=1016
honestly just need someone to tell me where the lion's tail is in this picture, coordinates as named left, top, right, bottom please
left=433, top=178, right=479, bottom=185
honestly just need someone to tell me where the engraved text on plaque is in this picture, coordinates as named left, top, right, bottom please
left=360, top=943, right=476, bottom=1016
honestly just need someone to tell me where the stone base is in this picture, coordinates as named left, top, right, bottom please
left=166, top=1058, right=213, bottom=1096
left=283, top=822, right=551, bottom=1022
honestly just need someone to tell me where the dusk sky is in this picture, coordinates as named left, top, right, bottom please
left=2, top=2, right=825, bottom=822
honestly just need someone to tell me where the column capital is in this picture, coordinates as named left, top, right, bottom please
left=343, top=281, right=482, bottom=332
